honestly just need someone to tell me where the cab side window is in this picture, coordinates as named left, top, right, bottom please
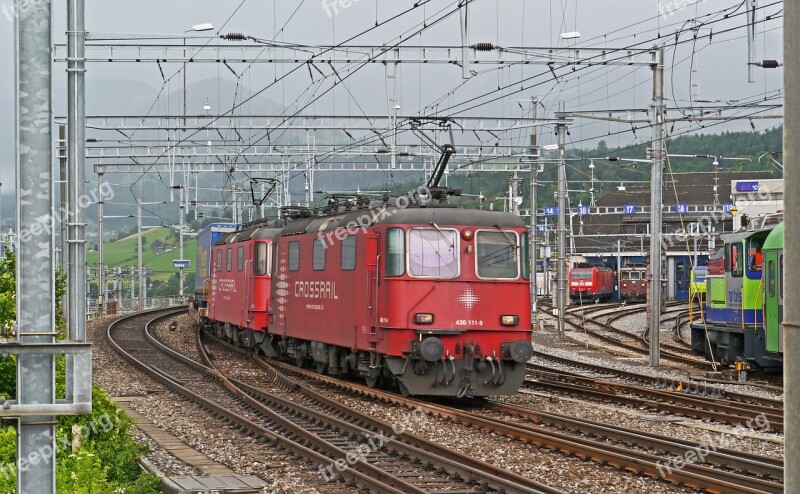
left=730, top=243, right=743, bottom=278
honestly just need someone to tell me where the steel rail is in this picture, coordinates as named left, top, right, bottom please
left=261, top=358, right=783, bottom=494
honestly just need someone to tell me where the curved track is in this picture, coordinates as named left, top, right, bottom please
left=107, top=309, right=559, bottom=494
left=221, top=343, right=784, bottom=494
left=524, top=364, right=783, bottom=432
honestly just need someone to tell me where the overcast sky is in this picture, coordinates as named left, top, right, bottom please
left=0, top=0, right=784, bottom=205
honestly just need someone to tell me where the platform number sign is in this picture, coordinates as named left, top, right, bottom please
left=536, top=225, right=547, bottom=232
left=674, top=204, right=688, bottom=214
left=544, top=206, right=558, bottom=216
left=577, top=205, right=590, bottom=216
left=623, top=204, right=637, bottom=214
left=723, top=203, right=734, bottom=213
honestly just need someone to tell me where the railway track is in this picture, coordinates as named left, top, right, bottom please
left=531, top=350, right=784, bottom=408
left=542, top=302, right=720, bottom=370
left=235, top=348, right=784, bottom=494
left=108, top=309, right=558, bottom=494
left=524, top=364, right=783, bottom=432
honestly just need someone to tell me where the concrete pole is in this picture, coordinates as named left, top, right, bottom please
left=556, top=100, right=567, bottom=341
left=15, top=1, right=56, bottom=491
left=97, top=171, right=104, bottom=316
left=649, top=46, right=666, bottom=367
left=783, top=0, right=798, bottom=490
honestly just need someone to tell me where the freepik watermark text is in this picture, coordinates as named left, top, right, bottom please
left=321, top=0, right=368, bottom=18
left=17, top=182, right=114, bottom=245
left=657, top=0, right=708, bottom=20
left=0, top=413, right=116, bottom=480
left=318, top=407, right=427, bottom=481
left=655, top=412, right=771, bottom=478
left=316, top=186, right=431, bottom=249
left=1, top=0, right=46, bottom=22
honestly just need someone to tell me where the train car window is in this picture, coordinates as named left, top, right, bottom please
left=621, top=271, right=630, bottom=280
left=731, top=243, right=743, bottom=277
left=409, top=228, right=459, bottom=278
left=631, top=271, right=640, bottom=280
left=476, top=231, right=519, bottom=279
left=255, top=242, right=267, bottom=276
left=288, top=241, right=300, bottom=271
left=521, top=233, right=530, bottom=280
left=768, top=260, right=776, bottom=297
left=313, top=238, right=326, bottom=271
left=386, top=228, right=405, bottom=276
left=226, top=248, right=232, bottom=272
left=215, top=249, right=222, bottom=272
left=341, top=236, right=356, bottom=271
left=237, top=246, right=244, bottom=271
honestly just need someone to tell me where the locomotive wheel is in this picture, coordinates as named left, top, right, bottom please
left=315, top=361, right=327, bottom=374
left=295, top=355, right=306, bottom=368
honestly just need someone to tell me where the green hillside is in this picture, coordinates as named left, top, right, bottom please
left=86, top=227, right=196, bottom=283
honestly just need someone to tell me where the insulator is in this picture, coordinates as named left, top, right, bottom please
left=221, top=33, right=247, bottom=41
left=470, top=42, right=496, bottom=51
left=758, top=59, right=780, bottom=69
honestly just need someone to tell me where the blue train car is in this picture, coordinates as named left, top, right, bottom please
left=191, top=223, right=238, bottom=319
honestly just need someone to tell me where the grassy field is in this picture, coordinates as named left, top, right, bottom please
left=86, top=227, right=196, bottom=282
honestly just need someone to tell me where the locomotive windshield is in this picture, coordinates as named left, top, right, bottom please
left=571, top=271, right=592, bottom=279
left=476, top=231, right=519, bottom=279
left=408, top=228, right=459, bottom=278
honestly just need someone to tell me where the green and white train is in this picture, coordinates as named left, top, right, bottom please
left=690, top=221, right=783, bottom=371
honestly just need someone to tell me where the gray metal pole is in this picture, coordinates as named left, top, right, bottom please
left=179, top=186, right=185, bottom=302
left=58, top=125, right=68, bottom=322
left=556, top=100, right=567, bottom=341
left=784, top=0, right=798, bottom=490
left=67, top=0, right=86, bottom=399
left=15, top=0, right=56, bottom=491
left=98, top=171, right=104, bottom=316
left=137, top=189, right=143, bottom=311
left=649, top=46, right=665, bottom=367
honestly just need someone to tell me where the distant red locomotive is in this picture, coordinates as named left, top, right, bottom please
left=202, top=199, right=534, bottom=397
left=569, top=265, right=614, bottom=302
left=619, top=264, right=648, bottom=302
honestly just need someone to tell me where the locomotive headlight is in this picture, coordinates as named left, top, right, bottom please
left=414, top=313, right=434, bottom=325
left=462, top=230, right=474, bottom=241
left=500, top=315, right=520, bottom=326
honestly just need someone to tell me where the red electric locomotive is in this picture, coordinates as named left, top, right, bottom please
left=201, top=143, right=533, bottom=397
left=619, top=264, right=648, bottom=302
left=568, top=265, right=614, bottom=302
left=265, top=202, right=533, bottom=397
left=202, top=201, right=534, bottom=397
